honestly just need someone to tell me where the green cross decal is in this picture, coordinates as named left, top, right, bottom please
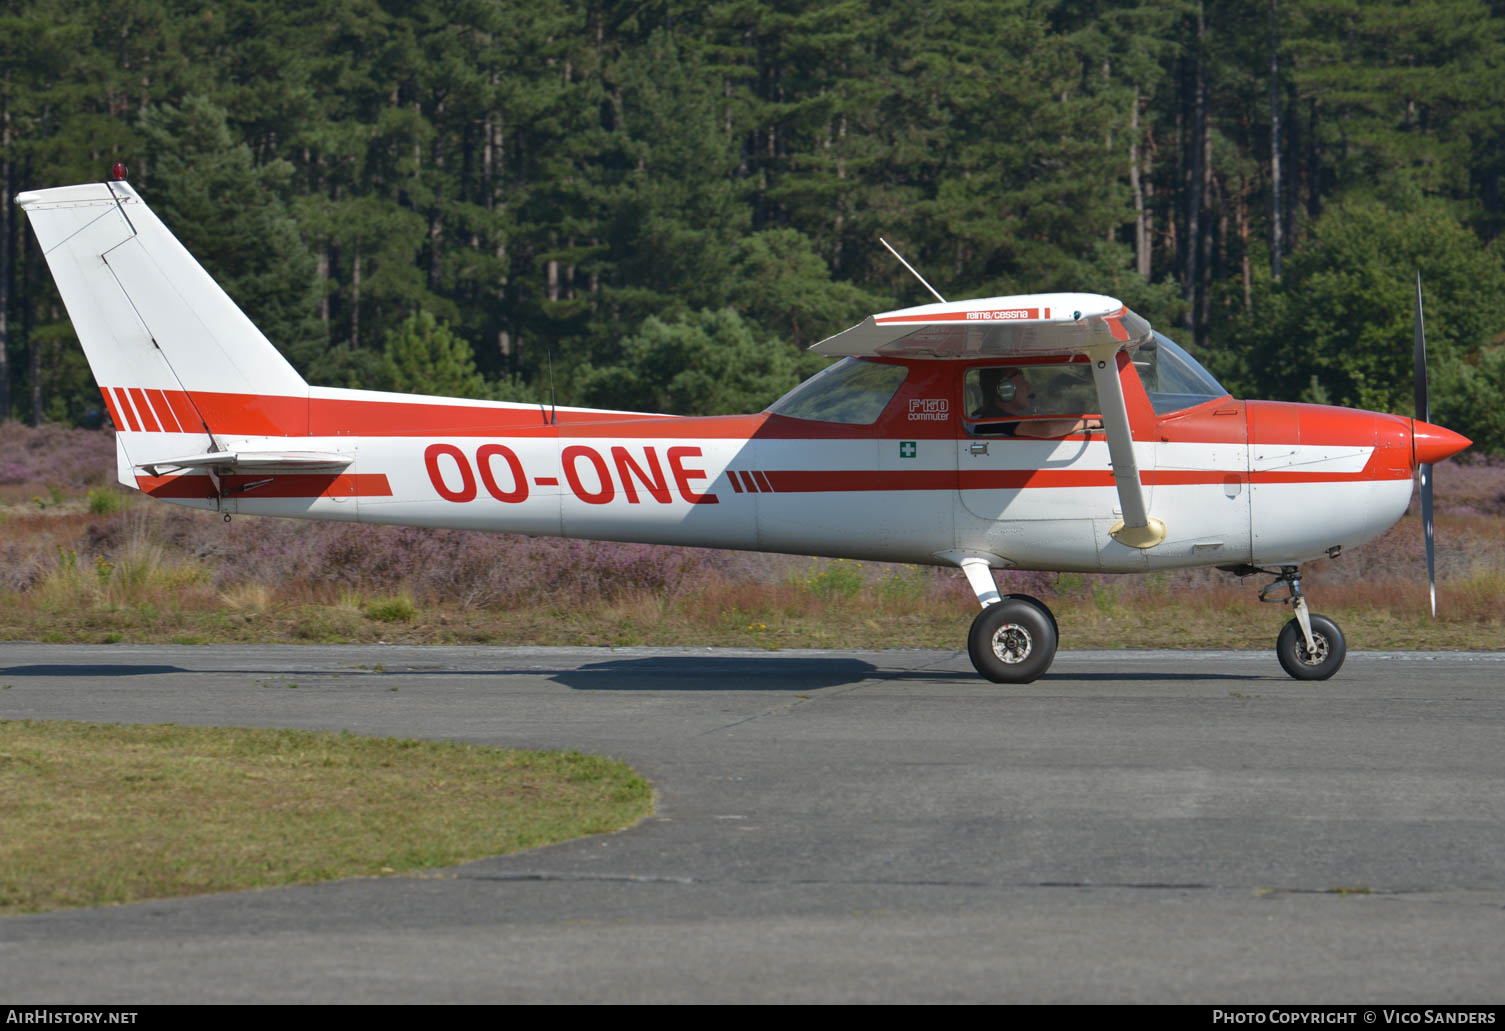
left=899, top=441, right=917, bottom=459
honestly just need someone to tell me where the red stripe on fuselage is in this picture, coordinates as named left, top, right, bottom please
left=773, top=456, right=1408, bottom=494
left=191, top=391, right=309, bottom=436
left=309, top=396, right=681, bottom=436
left=135, top=473, right=393, bottom=499
left=769, top=470, right=956, bottom=492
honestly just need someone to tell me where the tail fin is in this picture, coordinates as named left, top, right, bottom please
left=16, top=180, right=308, bottom=453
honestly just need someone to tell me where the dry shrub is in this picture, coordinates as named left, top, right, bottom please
left=219, top=582, right=275, bottom=614
left=0, top=423, right=115, bottom=489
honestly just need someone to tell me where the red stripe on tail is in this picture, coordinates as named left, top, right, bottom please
left=113, top=388, right=141, bottom=431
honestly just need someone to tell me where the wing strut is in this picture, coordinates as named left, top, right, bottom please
left=1087, top=342, right=1165, bottom=549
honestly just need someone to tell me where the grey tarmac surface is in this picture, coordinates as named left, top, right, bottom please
left=1, top=643, right=1503, bottom=1004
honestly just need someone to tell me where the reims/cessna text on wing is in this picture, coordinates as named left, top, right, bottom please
left=17, top=172, right=1472, bottom=682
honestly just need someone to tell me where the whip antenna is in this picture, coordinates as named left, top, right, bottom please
left=547, top=345, right=557, bottom=426
left=880, top=237, right=946, bottom=304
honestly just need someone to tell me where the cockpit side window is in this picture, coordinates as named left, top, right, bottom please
left=965, top=362, right=1099, bottom=437
left=766, top=358, right=909, bottom=425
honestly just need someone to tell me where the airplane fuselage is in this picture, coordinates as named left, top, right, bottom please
left=112, top=363, right=1420, bottom=575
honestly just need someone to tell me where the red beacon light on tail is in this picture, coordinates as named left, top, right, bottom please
left=109, top=162, right=127, bottom=181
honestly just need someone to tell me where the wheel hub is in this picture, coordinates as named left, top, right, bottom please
left=1296, top=633, right=1329, bottom=666
left=990, top=623, right=1033, bottom=664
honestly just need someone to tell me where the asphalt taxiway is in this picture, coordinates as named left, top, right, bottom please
left=2, top=644, right=1503, bottom=1003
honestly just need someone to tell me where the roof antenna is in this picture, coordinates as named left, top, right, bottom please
left=880, top=237, right=946, bottom=304
left=546, top=344, right=558, bottom=426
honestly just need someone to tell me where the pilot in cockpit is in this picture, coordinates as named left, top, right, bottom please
left=971, top=366, right=1103, bottom=439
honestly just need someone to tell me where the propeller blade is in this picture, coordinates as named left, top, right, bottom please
left=1414, top=271, right=1429, bottom=424
left=1414, top=271, right=1436, bottom=618
left=1421, top=461, right=1436, bottom=617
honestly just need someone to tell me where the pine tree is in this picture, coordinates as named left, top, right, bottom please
left=377, top=310, right=494, bottom=399
left=138, top=95, right=324, bottom=372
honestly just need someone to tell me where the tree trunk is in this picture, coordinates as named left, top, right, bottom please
left=0, top=99, right=10, bottom=422
left=1306, top=97, right=1321, bottom=221
left=350, top=249, right=361, bottom=350
left=1182, top=3, right=1207, bottom=335
left=317, top=245, right=329, bottom=328
left=27, top=252, right=40, bottom=426
left=1131, top=86, right=1149, bottom=279
left=1240, top=177, right=1252, bottom=311
left=428, top=98, right=443, bottom=293
left=1270, top=0, right=1283, bottom=280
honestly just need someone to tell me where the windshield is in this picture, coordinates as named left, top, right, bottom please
left=1133, top=332, right=1229, bottom=415
left=766, top=358, right=909, bottom=424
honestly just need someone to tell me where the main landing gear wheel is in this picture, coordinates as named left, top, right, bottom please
left=967, top=596, right=1058, bottom=684
left=999, top=592, right=1058, bottom=641
left=1276, top=613, right=1346, bottom=680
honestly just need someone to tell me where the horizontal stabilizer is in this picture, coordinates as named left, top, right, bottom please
left=136, top=450, right=353, bottom=477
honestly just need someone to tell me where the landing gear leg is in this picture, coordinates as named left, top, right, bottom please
left=957, top=558, right=1058, bottom=683
left=1257, top=566, right=1347, bottom=680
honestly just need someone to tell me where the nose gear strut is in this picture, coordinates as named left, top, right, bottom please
left=1221, top=564, right=1349, bottom=681
left=1258, top=566, right=1318, bottom=655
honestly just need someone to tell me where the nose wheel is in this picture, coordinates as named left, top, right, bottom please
left=1239, top=565, right=1348, bottom=680
left=1275, top=612, right=1346, bottom=680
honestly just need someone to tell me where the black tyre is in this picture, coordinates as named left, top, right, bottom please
left=1000, top=593, right=1058, bottom=641
left=967, top=597, right=1059, bottom=684
left=1276, top=613, right=1347, bottom=680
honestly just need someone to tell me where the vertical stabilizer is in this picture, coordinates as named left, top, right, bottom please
left=16, top=180, right=309, bottom=447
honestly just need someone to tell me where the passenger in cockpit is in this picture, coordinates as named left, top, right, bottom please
left=973, top=366, right=1102, bottom=438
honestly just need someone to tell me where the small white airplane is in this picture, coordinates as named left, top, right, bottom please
left=18, top=171, right=1472, bottom=683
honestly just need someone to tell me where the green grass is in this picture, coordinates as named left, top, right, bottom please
left=0, top=721, right=653, bottom=915
left=365, top=594, right=419, bottom=623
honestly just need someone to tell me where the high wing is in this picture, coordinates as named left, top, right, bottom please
left=809, top=293, right=1151, bottom=359
left=813, top=294, right=1165, bottom=548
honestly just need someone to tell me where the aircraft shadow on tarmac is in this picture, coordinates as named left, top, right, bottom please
left=546, top=655, right=899, bottom=691
left=542, top=656, right=1264, bottom=690
left=0, top=664, right=190, bottom=677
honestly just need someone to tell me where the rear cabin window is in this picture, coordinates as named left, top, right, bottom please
left=766, top=358, right=909, bottom=425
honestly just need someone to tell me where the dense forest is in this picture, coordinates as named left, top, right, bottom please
left=1, top=0, right=1503, bottom=452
